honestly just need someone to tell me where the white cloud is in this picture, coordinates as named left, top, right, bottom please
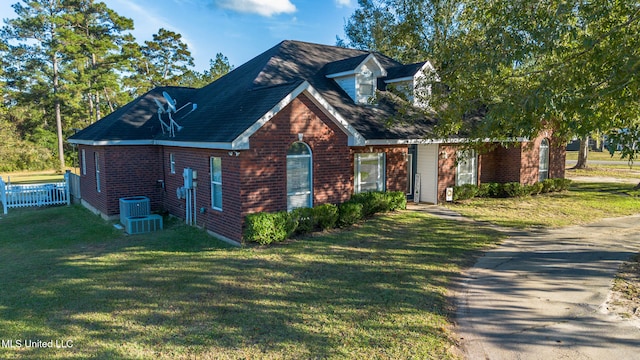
left=335, top=0, right=351, bottom=7
left=215, top=0, right=296, bottom=17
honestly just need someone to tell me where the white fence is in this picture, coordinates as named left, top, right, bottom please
left=0, top=173, right=70, bottom=215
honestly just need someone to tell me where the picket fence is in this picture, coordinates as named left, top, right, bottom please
left=0, top=173, right=70, bottom=215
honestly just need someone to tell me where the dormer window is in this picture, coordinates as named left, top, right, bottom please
left=384, top=61, right=437, bottom=108
left=326, top=54, right=387, bottom=105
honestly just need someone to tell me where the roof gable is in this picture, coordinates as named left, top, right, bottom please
left=69, top=40, right=438, bottom=148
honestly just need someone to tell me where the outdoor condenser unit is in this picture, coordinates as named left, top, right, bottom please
left=119, top=196, right=150, bottom=225
left=124, top=215, right=163, bottom=235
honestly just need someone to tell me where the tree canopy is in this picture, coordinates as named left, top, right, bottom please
left=343, top=0, right=640, bottom=161
left=0, top=0, right=233, bottom=172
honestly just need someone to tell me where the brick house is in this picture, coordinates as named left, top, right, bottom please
left=68, top=40, right=565, bottom=244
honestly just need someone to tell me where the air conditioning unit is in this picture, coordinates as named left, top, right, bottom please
left=124, top=214, right=163, bottom=235
left=119, top=196, right=150, bottom=225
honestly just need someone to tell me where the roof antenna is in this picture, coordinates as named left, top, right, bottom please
left=155, top=91, right=194, bottom=137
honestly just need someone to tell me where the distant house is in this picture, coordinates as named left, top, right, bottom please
left=68, top=40, right=565, bottom=244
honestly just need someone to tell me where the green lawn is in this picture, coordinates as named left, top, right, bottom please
left=0, top=170, right=67, bottom=184
left=445, top=182, right=640, bottom=228
left=0, top=206, right=500, bottom=359
left=565, top=150, right=631, bottom=162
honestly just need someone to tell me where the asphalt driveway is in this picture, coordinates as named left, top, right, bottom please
left=454, top=214, right=640, bottom=359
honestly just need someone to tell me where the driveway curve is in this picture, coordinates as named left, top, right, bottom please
left=455, top=215, right=640, bottom=359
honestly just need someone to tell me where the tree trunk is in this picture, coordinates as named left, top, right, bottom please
left=95, top=91, right=101, bottom=121
left=53, top=52, right=65, bottom=173
left=575, top=135, right=589, bottom=169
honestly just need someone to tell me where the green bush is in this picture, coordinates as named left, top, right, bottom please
left=244, top=211, right=297, bottom=245
left=292, top=207, right=315, bottom=234
left=490, top=183, right=506, bottom=197
left=314, top=203, right=339, bottom=230
left=477, top=183, right=505, bottom=198
left=387, top=191, right=407, bottom=211
left=476, top=183, right=490, bottom=198
left=453, top=184, right=478, bottom=201
left=338, top=201, right=363, bottom=227
left=351, top=191, right=390, bottom=216
left=553, top=178, right=572, bottom=191
left=503, top=182, right=529, bottom=197
left=541, top=179, right=556, bottom=193
left=527, top=182, right=544, bottom=195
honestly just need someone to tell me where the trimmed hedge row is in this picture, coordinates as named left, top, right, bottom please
left=244, top=191, right=407, bottom=245
left=453, top=178, right=572, bottom=201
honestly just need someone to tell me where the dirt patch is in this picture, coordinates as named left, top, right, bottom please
left=605, top=254, right=640, bottom=319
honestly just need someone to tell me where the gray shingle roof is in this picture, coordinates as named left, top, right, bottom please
left=69, top=40, right=436, bottom=145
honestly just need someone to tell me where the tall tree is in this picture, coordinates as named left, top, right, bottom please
left=62, top=0, right=135, bottom=125
left=343, top=0, right=640, bottom=168
left=135, top=28, right=195, bottom=92
left=340, top=0, right=461, bottom=63
left=2, top=0, right=68, bottom=172
left=429, top=1, right=640, bottom=162
left=202, top=53, right=233, bottom=83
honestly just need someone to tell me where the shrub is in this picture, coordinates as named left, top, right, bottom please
left=338, top=201, right=363, bottom=227
left=244, top=211, right=297, bottom=245
left=350, top=191, right=390, bottom=216
left=476, top=183, right=490, bottom=198
left=553, top=178, right=572, bottom=191
left=292, top=207, right=315, bottom=234
left=453, top=184, right=478, bottom=201
left=386, top=191, right=407, bottom=211
left=541, top=179, right=556, bottom=193
left=503, top=182, right=529, bottom=197
left=476, top=183, right=505, bottom=198
left=314, top=203, right=339, bottom=230
left=527, top=182, right=544, bottom=195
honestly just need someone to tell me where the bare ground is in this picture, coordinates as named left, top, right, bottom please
left=605, top=254, right=640, bottom=320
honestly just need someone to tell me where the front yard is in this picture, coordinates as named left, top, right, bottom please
left=1, top=180, right=638, bottom=359
left=0, top=206, right=500, bottom=359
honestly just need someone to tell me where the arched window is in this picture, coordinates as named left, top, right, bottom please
left=539, top=138, right=550, bottom=181
left=287, top=142, right=312, bottom=211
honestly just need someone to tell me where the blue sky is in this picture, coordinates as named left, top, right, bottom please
left=1, top=0, right=356, bottom=71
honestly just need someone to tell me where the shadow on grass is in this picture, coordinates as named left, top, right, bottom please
left=0, top=207, right=501, bottom=359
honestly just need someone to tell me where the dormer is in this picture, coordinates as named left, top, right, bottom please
left=325, top=54, right=387, bottom=105
left=383, top=61, right=437, bottom=108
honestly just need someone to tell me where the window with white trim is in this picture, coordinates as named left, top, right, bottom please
left=456, top=149, right=477, bottom=186
left=169, top=153, right=176, bottom=174
left=539, top=138, right=550, bottom=181
left=355, top=153, right=386, bottom=193
left=287, top=142, right=313, bottom=211
left=210, top=157, right=222, bottom=210
left=94, top=152, right=101, bottom=193
left=81, top=149, right=86, bottom=175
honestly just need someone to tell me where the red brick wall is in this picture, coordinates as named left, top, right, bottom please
left=161, top=147, right=243, bottom=242
left=103, top=146, right=163, bottom=214
left=241, top=94, right=353, bottom=217
left=436, top=145, right=457, bottom=202
left=79, top=145, right=108, bottom=215
left=549, top=137, right=566, bottom=179
left=78, top=145, right=163, bottom=216
left=350, top=145, right=409, bottom=193
left=479, top=144, right=523, bottom=184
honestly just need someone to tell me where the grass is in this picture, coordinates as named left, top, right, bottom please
left=0, top=170, right=67, bottom=184
left=445, top=182, right=640, bottom=228
left=0, top=205, right=501, bottom=359
left=565, top=166, right=640, bottom=180
left=565, top=150, right=632, bottom=162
